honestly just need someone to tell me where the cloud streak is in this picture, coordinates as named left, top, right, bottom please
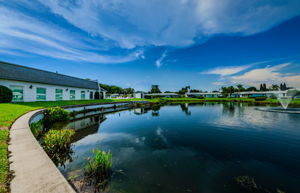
left=155, top=51, right=168, bottom=68
left=202, top=65, right=252, bottom=76
left=38, top=0, right=300, bottom=49
left=0, top=4, right=141, bottom=63
left=214, top=62, right=300, bottom=88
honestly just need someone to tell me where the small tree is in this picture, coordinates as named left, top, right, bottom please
left=178, top=86, right=190, bottom=95
left=237, top=84, right=245, bottom=92
left=43, top=107, right=70, bottom=128
left=221, top=87, right=229, bottom=97
left=0, top=85, right=13, bottom=103
left=150, top=85, right=161, bottom=93
left=246, top=87, right=257, bottom=91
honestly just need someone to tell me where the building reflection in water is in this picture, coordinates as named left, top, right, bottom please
left=69, top=114, right=107, bottom=142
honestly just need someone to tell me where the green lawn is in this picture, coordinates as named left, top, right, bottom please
left=0, top=99, right=149, bottom=127
left=0, top=97, right=299, bottom=192
left=0, top=130, right=9, bottom=193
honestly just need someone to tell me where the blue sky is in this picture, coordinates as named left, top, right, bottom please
left=1, top=0, right=300, bottom=91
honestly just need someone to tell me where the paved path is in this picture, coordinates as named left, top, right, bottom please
left=9, top=110, right=76, bottom=193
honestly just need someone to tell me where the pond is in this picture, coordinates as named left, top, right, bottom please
left=53, top=103, right=300, bottom=193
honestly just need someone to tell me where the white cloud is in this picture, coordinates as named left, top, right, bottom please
left=202, top=61, right=271, bottom=76
left=203, top=65, right=252, bottom=76
left=1, top=0, right=300, bottom=63
left=37, top=0, right=300, bottom=49
left=229, top=63, right=300, bottom=87
left=0, top=5, right=141, bottom=63
left=212, top=81, right=226, bottom=86
left=155, top=51, right=167, bottom=68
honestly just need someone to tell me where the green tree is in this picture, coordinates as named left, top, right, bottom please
left=190, top=89, right=201, bottom=93
left=246, top=86, right=257, bottom=91
left=228, top=86, right=235, bottom=94
left=237, top=84, right=245, bottom=92
left=271, top=84, right=279, bottom=91
left=221, top=86, right=229, bottom=96
left=124, top=88, right=135, bottom=94
left=178, top=86, right=190, bottom=95
left=150, top=85, right=161, bottom=93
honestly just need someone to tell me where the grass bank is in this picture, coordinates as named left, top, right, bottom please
left=0, top=97, right=299, bottom=192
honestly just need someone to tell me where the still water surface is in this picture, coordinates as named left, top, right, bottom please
left=60, top=103, right=300, bottom=193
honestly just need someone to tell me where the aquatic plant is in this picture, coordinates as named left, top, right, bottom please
left=233, top=176, right=258, bottom=191
left=84, top=150, right=112, bottom=189
left=30, top=120, right=43, bottom=138
left=276, top=189, right=285, bottom=193
left=43, top=107, right=70, bottom=127
left=135, top=103, right=145, bottom=108
left=42, top=129, right=74, bottom=166
left=230, top=176, right=285, bottom=193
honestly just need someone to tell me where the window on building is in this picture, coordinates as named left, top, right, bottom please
left=10, top=86, right=23, bottom=102
left=90, top=91, right=93, bottom=99
left=70, top=90, right=76, bottom=100
left=36, top=88, right=46, bottom=101
left=55, top=89, right=63, bottom=101
left=81, top=91, right=85, bottom=100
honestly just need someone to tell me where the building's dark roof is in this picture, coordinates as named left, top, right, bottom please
left=0, top=61, right=99, bottom=90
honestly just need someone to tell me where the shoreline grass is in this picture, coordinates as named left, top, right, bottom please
left=0, top=130, right=9, bottom=193
left=0, top=97, right=299, bottom=192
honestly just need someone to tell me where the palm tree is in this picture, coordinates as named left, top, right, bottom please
left=271, top=84, right=279, bottom=91
left=237, top=84, right=245, bottom=92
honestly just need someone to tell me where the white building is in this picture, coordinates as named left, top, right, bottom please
left=134, top=91, right=146, bottom=99
left=232, top=91, right=287, bottom=98
left=186, top=92, right=222, bottom=98
left=0, top=61, right=106, bottom=102
left=144, top=93, right=180, bottom=99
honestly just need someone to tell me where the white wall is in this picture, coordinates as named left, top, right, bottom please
left=134, top=93, right=143, bottom=99
left=0, top=79, right=98, bottom=102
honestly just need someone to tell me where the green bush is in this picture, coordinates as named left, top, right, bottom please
left=233, top=176, right=258, bottom=191
left=30, top=120, right=43, bottom=138
left=0, top=85, right=12, bottom=103
left=254, top=96, right=267, bottom=101
left=269, top=94, right=277, bottom=99
left=197, top=96, right=205, bottom=99
left=42, top=129, right=74, bottom=166
left=43, top=107, right=70, bottom=127
left=85, top=149, right=112, bottom=181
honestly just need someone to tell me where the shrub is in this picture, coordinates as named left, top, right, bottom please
left=0, top=85, right=13, bottom=103
left=254, top=96, right=267, bottom=101
left=269, top=94, right=277, bottom=99
left=233, top=176, right=258, bottom=191
left=85, top=149, right=112, bottom=181
left=135, top=103, right=145, bottom=108
left=94, top=91, right=100, bottom=99
left=30, top=120, right=44, bottom=138
left=43, top=107, right=70, bottom=127
left=42, top=129, right=75, bottom=166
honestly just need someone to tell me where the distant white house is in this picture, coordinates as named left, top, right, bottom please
left=232, top=91, right=287, bottom=98
left=144, top=93, right=180, bottom=99
left=134, top=91, right=146, bottom=99
left=186, top=92, right=222, bottom=98
left=0, top=61, right=106, bottom=102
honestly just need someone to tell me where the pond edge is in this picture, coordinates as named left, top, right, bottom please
left=8, top=109, right=76, bottom=193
